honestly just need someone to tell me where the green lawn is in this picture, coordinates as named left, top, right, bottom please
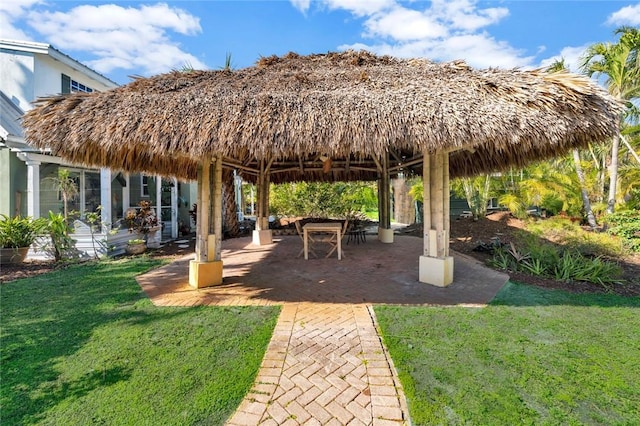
left=375, top=282, right=640, bottom=425
left=1, top=258, right=280, bottom=425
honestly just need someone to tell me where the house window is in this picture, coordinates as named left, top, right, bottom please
left=61, top=74, right=94, bottom=94
left=141, top=175, right=149, bottom=197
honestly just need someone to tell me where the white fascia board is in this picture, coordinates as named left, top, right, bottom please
left=0, top=38, right=118, bottom=89
left=47, top=47, right=118, bottom=89
left=1, top=135, right=49, bottom=153
left=0, top=39, right=50, bottom=54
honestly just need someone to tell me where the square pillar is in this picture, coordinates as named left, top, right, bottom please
left=25, top=159, right=41, bottom=218
left=419, top=256, right=454, bottom=287
left=420, top=151, right=454, bottom=286
left=189, top=259, right=223, bottom=288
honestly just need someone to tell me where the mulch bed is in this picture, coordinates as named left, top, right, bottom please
left=2, top=214, right=639, bottom=297
left=412, top=211, right=640, bottom=297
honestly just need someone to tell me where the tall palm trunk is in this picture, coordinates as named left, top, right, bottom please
left=607, top=134, right=620, bottom=214
left=222, top=170, right=240, bottom=238
left=573, top=149, right=597, bottom=228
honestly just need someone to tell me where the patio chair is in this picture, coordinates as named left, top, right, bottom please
left=346, top=223, right=366, bottom=245
left=323, top=220, right=350, bottom=258
left=295, top=220, right=317, bottom=258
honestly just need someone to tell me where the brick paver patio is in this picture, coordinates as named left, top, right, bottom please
left=136, top=235, right=509, bottom=425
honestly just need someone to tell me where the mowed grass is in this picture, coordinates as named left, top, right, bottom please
left=375, top=282, right=640, bottom=425
left=1, top=258, right=280, bottom=425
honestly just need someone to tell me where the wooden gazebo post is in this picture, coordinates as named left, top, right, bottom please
left=252, top=158, right=273, bottom=245
left=419, top=151, right=454, bottom=286
left=189, top=154, right=224, bottom=288
left=377, top=152, right=394, bottom=243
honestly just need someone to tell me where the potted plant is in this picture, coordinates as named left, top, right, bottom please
left=124, top=200, right=159, bottom=255
left=0, top=214, right=47, bottom=265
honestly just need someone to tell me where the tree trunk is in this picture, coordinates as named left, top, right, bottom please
left=222, top=170, right=240, bottom=238
left=573, top=149, right=597, bottom=228
left=606, top=134, right=620, bottom=214
left=621, top=134, right=640, bottom=165
left=392, top=177, right=416, bottom=224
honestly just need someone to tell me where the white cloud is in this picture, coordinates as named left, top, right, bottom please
left=430, top=0, right=509, bottom=32
left=0, top=0, right=41, bottom=40
left=324, top=0, right=531, bottom=69
left=342, top=32, right=533, bottom=69
left=364, top=6, right=448, bottom=41
left=322, top=0, right=395, bottom=17
left=24, top=3, right=206, bottom=75
left=290, top=0, right=311, bottom=14
left=607, top=3, right=640, bottom=26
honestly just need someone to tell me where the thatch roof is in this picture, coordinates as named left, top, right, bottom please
left=22, top=50, right=621, bottom=182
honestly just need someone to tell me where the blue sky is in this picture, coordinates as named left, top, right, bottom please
left=2, top=0, right=639, bottom=85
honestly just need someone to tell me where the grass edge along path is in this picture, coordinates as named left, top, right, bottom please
left=375, top=282, right=640, bottom=425
left=1, top=257, right=280, bottom=425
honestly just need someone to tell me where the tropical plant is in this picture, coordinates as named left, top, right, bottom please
left=548, top=59, right=600, bottom=228
left=44, top=168, right=79, bottom=220
left=605, top=209, right=640, bottom=252
left=581, top=26, right=640, bottom=214
left=489, top=239, right=623, bottom=287
left=44, top=211, right=76, bottom=262
left=84, top=206, right=105, bottom=259
left=125, top=200, right=159, bottom=241
left=451, top=175, right=494, bottom=219
left=498, top=161, right=578, bottom=218
left=0, top=215, right=46, bottom=248
left=270, top=181, right=377, bottom=219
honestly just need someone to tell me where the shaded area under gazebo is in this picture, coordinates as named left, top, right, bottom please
left=137, top=235, right=509, bottom=306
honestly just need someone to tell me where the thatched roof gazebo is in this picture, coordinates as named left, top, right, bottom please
left=23, top=51, right=621, bottom=287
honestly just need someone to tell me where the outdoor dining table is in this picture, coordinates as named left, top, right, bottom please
left=303, top=222, right=343, bottom=260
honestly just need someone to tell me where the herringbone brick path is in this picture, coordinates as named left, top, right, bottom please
left=226, top=303, right=408, bottom=425
left=136, top=235, right=509, bottom=424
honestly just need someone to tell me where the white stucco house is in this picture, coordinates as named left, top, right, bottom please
left=0, top=39, right=196, bottom=257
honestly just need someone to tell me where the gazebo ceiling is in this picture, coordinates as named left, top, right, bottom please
left=22, top=50, right=622, bottom=182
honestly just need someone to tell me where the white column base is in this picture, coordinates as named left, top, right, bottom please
left=378, top=227, right=394, bottom=243
left=419, top=256, right=454, bottom=287
left=252, top=229, right=273, bottom=245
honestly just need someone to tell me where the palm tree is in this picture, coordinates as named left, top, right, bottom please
left=547, top=59, right=598, bottom=227
left=581, top=26, right=640, bottom=214
left=45, top=168, right=79, bottom=221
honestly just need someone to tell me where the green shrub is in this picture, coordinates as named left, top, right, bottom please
left=489, top=241, right=624, bottom=288
left=0, top=215, right=47, bottom=248
left=605, top=210, right=640, bottom=252
left=43, top=211, right=77, bottom=262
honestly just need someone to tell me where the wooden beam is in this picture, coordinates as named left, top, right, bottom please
left=388, top=148, right=403, bottom=163
left=222, top=159, right=259, bottom=174
left=372, top=156, right=383, bottom=173
left=389, top=157, right=424, bottom=172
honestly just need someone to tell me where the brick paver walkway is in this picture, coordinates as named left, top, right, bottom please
left=226, top=304, right=408, bottom=425
left=136, top=235, right=509, bottom=425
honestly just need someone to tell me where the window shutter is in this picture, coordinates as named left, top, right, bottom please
left=61, top=74, right=71, bottom=94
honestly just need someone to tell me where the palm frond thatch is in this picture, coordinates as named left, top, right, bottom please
left=22, top=51, right=622, bottom=182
